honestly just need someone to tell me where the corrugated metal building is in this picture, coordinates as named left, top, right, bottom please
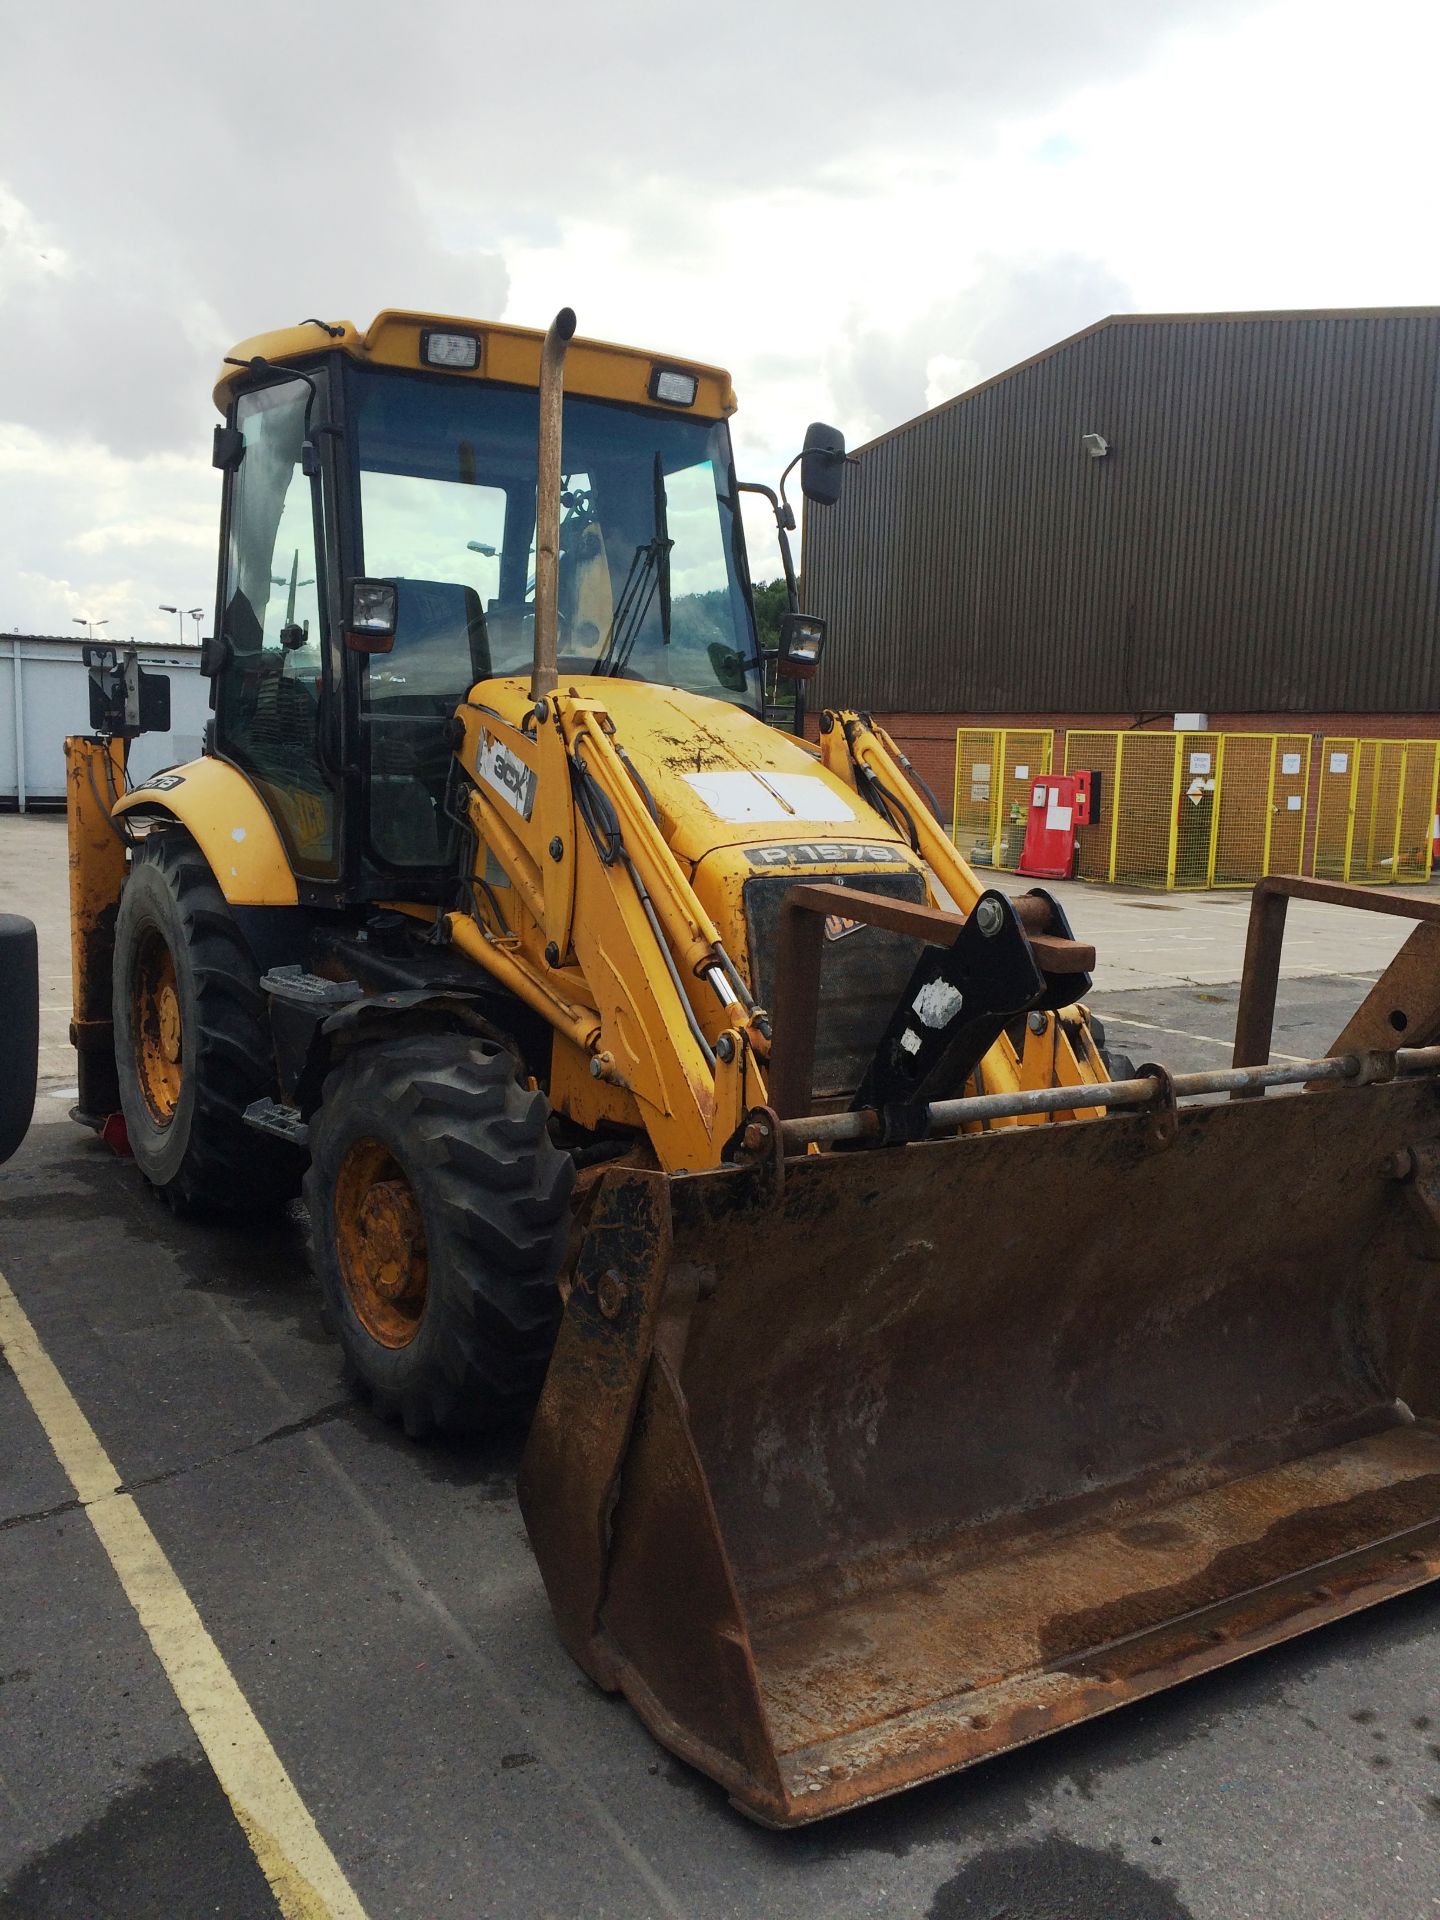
left=804, top=308, right=1440, bottom=828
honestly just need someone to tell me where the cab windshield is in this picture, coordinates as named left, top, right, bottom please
left=346, top=366, right=762, bottom=711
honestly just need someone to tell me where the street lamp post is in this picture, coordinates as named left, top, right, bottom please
left=157, top=604, right=191, bottom=647
left=72, top=617, right=109, bottom=642
left=188, top=607, right=204, bottom=642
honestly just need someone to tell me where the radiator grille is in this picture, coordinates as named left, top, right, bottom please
left=743, top=870, right=927, bottom=1101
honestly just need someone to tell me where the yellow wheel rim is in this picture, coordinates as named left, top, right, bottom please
left=133, top=929, right=184, bottom=1124
left=334, top=1137, right=429, bottom=1349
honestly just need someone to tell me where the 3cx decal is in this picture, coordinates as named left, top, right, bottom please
left=135, top=771, right=186, bottom=793
left=478, top=735, right=537, bottom=820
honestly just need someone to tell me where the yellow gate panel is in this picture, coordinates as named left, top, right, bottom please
left=1314, top=738, right=1438, bottom=883
left=1355, top=741, right=1404, bottom=884
left=951, top=728, right=1053, bottom=869
left=1209, top=735, right=1270, bottom=886
left=1265, top=734, right=1312, bottom=876
left=994, top=730, right=1053, bottom=870
left=1172, top=731, right=1222, bottom=888
left=1063, top=731, right=1121, bottom=880
left=1313, top=739, right=1358, bottom=880
left=1207, top=733, right=1311, bottom=886
left=1110, top=734, right=1180, bottom=889
left=1396, top=742, right=1440, bottom=881
left=951, top=729, right=1000, bottom=867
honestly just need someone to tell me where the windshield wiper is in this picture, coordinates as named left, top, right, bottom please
left=593, top=454, right=674, bottom=678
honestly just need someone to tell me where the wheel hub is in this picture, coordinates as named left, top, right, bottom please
left=133, top=930, right=184, bottom=1123
left=357, top=1179, right=426, bottom=1302
left=334, top=1138, right=429, bottom=1348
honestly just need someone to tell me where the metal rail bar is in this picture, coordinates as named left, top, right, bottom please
left=778, top=1043, right=1440, bottom=1150
left=1233, top=874, right=1440, bottom=1074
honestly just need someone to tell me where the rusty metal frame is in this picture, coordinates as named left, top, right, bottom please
left=1233, top=875, right=1440, bottom=1072
left=765, top=882, right=1093, bottom=1120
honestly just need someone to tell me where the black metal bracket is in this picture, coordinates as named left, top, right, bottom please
left=851, top=891, right=1045, bottom=1115
left=722, top=1105, right=786, bottom=1205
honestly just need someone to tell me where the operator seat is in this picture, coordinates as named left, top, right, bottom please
left=366, top=578, right=490, bottom=868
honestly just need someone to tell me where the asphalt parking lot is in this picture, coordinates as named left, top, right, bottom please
left=2, top=819, right=1439, bottom=1918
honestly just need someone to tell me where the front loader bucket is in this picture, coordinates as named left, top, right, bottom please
left=519, top=1079, right=1440, bottom=1826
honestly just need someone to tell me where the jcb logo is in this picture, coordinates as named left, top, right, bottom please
left=479, top=736, right=537, bottom=820
left=824, top=914, right=863, bottom=941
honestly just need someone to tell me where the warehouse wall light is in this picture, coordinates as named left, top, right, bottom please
left=1082, top=432, right=1111, bottom=458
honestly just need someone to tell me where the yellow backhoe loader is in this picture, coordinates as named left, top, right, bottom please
left=66, top=307, right=1440, bottom=1826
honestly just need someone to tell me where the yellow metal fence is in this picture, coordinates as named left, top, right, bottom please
left=1313, top=738, right=1439, bottom=884
left=948, top=726, right=1436, bottom=887
left=1061, top=731, right=1313, bottom=889
left=950, top=729, right=1054, bottom=869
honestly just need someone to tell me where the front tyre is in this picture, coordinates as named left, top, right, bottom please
left=305, top=1035, right=574, bottom=1437
left=112, top=827, right=302, bottom=1213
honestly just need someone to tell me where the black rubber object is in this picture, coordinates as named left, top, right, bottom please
left=112, top=827, right=303, bottom=1213
left=306, top=1034, right=574, bottom=1438
left=0, top=914, right=39, bottom=1164
left=1086, top=1014, right=1136, bottom=1083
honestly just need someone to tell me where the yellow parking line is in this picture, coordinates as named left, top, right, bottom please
left=0, top=1269, right=368, bottom=1920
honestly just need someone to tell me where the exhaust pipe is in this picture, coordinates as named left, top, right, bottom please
left=531, top=307, right=577, bottom=702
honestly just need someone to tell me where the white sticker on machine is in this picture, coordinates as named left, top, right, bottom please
left=682, top=770, right=857, bottom=825
left=478, top=735, right=537, bottom=819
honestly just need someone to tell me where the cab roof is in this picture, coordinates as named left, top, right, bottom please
left=215, top=310, right=738, bottom=420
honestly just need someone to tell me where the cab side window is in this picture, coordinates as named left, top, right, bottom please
left=215, top=379, right=335, bottom=873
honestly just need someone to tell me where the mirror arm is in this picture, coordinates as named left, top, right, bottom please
left=777, top=452, right=802, bottom=527
left=737, top=479, right=800, bottom=614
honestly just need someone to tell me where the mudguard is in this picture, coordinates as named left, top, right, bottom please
left=116, top=758, right=298, bottom=907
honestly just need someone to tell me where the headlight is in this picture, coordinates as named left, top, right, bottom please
left=345, top=579, right=399, bottom=654
left=421, top=330, right=481, bottom=370
left=775, top=612, right=826, bottom=680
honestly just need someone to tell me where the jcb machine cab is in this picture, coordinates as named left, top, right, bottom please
left=68, top=309, right=1440, bottom=1825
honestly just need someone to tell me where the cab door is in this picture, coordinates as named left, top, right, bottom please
left=213, top=374, right=339, bottom=878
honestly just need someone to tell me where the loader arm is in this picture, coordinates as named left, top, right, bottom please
left=445, top=687, right=766, bottom=1172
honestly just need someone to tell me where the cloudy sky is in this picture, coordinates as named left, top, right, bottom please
left=3, top=0, right=1437, bottom=642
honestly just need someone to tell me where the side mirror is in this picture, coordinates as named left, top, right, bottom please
left=84, top=646, right=171, bottom=737
left=707, top=641, right=750, bottom=694
left=776, top=611, right=826, bottom=681
left=800, top=422, right=847, bottom=507
left=345, top=578, right=398, bottom=654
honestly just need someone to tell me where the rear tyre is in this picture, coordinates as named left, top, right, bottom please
left=112, top=827, right=302, bottom=1214
left=305, top=1034, right=574, bottom=1437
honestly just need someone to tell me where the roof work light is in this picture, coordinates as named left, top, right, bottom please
left=422, top=330, right=481, bottom=370
left=649, top=367, right=698, bottom=406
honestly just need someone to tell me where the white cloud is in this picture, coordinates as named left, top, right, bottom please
left=0, top=427, right=214, bottom=637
